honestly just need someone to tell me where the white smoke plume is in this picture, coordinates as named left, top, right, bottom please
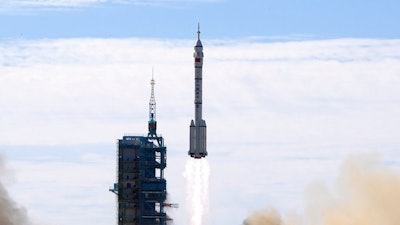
left=243, top=154, right=400, bottom=225
left=0, top=154, right=31, bottom=225
left=184, top=158, right=210, bottom=225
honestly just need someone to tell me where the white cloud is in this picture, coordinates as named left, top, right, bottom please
left=0, top=0, right=219, bottom=12
left=1, top=37, right=400, bottom=225
left=0, top=0, right=100, bottom=12
left=9, top=0, right=103, bottom=7
left=3, top=37, right=400, bottom=147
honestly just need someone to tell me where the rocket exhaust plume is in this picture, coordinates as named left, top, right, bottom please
left=184, top=158, right=210, bottom=225
left=243, top=154, right=400, bottom=225
left=0, top=154, right=31, bottom=225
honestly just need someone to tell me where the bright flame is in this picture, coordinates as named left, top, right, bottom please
left=184, top=158, right=210, bottom=225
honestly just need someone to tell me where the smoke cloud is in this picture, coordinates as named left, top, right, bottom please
left=243, top=154, right=400, bottom=225
left=0, top=154, right=31, bottom=225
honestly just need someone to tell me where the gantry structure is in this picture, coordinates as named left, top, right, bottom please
left=110, top=74, right=168, bottom=225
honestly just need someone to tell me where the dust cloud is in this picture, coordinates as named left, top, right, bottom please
left=0, top=154, right=31, bottom=225
left=244, top=154, right=400, bottom=225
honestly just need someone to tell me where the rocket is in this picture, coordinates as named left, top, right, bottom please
left=188, top=24, right=207, bottom=159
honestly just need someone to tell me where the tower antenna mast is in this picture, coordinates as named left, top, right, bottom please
left=148, top=68, right=157, bottom=137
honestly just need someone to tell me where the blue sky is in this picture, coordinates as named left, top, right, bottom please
left=1, top=0, right=400, bottom=39
left=1, top=1, right=400, bottom=225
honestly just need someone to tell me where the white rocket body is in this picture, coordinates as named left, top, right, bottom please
left=188, top=29, right=207, bottom=159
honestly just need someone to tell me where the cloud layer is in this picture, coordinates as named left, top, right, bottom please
left=1, top=37, right=399, bottom=147
left=1, top=37, right=400, bottom=225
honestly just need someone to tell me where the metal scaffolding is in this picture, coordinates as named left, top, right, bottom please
left=110, top=75, right=169, bottom=225
left=113, top=135, right=167, bottom=225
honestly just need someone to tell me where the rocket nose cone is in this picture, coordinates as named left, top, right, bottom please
left=196, top=39, right=203, bottom=47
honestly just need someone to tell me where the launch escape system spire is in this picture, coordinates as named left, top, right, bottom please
left=110, top=73, right=169, bottom=225
left=188, top=24, right=208, bottom=159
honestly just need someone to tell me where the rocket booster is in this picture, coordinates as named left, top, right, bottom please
left=188, top=25, right=207, bottom=159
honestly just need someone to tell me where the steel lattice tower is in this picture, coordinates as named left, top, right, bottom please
left=110, top=74, right=168, bottom=225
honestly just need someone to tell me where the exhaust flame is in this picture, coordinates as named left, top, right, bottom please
left=184, top=158, right=210, bottom=225
left=244, top=154, right=400, bottom=225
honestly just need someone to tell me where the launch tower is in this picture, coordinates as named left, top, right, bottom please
left=110, top=75, right=168, bottom=225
